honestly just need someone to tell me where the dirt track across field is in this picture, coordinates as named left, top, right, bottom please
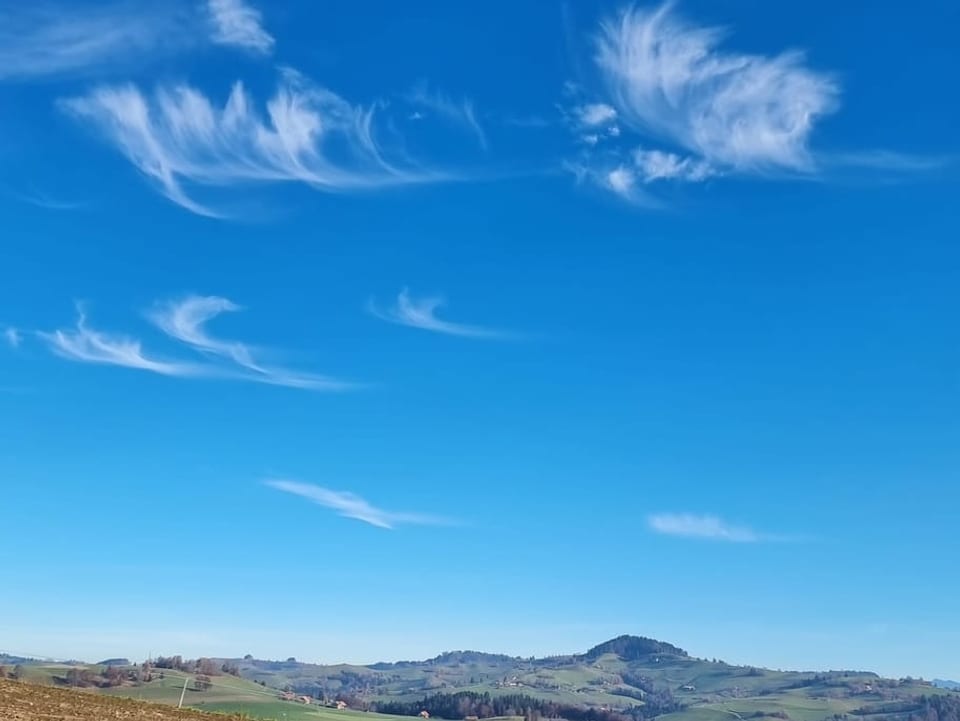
left=0, top=678, right=245, bottom=721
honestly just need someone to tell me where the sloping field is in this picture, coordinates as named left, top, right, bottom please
left=98, top=669, right=279, bottom=706
left=0, top=678, right=246, bottom=721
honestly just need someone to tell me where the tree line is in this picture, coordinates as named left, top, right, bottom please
left=151, top=656, right=241, bottom=677
left=854, top=695, right=960, bottom=721
left=373, top=690, right=684, bottom=721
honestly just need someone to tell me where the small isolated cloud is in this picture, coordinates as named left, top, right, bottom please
left=265, top=479, right=454, bottom=529
left=207, top=0, right=274, bottom=55
left=61, top=69, right=447, bottom=217
left=368, top=288, right=506, bottom=339
left=634, top=147, right=715, bottom=183
left=4, top=327, right=23, bottom=348
left=606, top=166, right=636, bottom=197
left=406, top=82, right=488, bottom=150
left=149, top=295, right=348, bottom=390
left=647, top=513, right=764, bottom=542
left=37, top=297, right=350, bottom=390
left=576, top=103, right=618, bottom=127
left=567, top=102, right=619, bottom=147
left=38, top=307, right=202, bottom=377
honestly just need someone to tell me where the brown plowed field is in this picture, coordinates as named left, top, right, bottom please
left=0, top=679, right=245, bottom=721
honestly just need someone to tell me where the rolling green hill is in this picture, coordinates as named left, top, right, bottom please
left=216, top=637, right=866, bottom=706
left=217, top=635, right=955, bottom=721
left=5, top=636, right=956, bottom=721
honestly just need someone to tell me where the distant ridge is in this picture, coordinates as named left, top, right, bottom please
left=371, top=650, right=520, bottom=669
left=371, top=636, right=687, bottom=668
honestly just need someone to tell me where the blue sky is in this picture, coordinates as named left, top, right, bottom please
left=1, top=0, right=958, bottom=680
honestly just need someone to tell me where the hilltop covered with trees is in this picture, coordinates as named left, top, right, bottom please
left=580, top=636, right=688, bottom=662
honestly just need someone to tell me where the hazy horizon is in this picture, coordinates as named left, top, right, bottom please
left=3, top=622, right=957, bottom=681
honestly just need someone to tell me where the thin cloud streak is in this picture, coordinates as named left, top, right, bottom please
left=149, top=295, right=350, bottom=390
left=828, top=150, right=952, bottom=173
left=4, top=327, right=21, bottom=348
left=647, top=513, right=764, bottom=542
left=62, top=70, right=448, bottom=217
left=0, top=2, right=194, bottom=81
left=407, top=83, right=489, bottom=150
left=265, top=480, right=456, bottom=529
left=207, top=0, right=274, bottom=55
left=368, top=288, right=507, bottom=339
left=501, top=114, right=552, bottom=129
left=4, top=187, right=87, bottom=211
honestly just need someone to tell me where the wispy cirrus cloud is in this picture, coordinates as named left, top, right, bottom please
left=37, top=297, right=350, bottom=390
left=0, top=0, right=276, bottom=82
left=265, top=479, right=455, bottom=530
left=4, top=327, right=23, bottom=348
left=368, top=288, right=506, bottom=339
left=633, top=147, right=714, bottom=183
left=207, top=0, right=274, bottom=55
left=149, top=295, right=349, bottom=390
left=9, top=191, right=86, bottom=211
left=0, top=2, right=195, bottom=81
left=38, top=307, right=202, bottom=377
left=61, top=69, right=448, bottom=217
left=1, top=182, right=88, bottom=211
left=596, top=3, right=838, bottom=175
left=568, top=3, right=946, bottom=200
left=647, top=513, right=772, bottom=543
left=565, top=160, right=659, bottom=206
left=150, top=296, right=265, bottom=371
left=406, top=82, right=489, bottom=150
